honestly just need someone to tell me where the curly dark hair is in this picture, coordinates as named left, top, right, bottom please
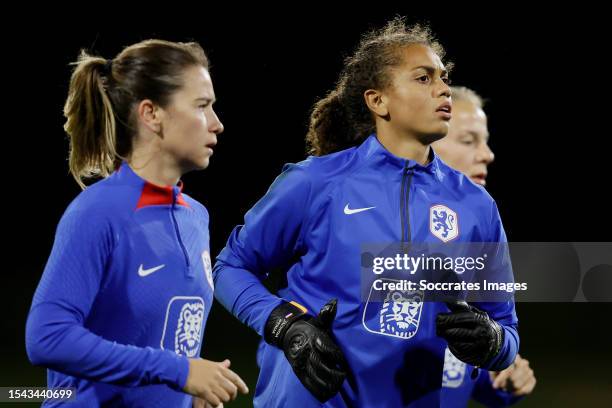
left=306, top=17, right=450, bottom=156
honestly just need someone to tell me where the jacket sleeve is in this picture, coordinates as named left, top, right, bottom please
left=25, top=208, right=189, bottom=389
left=213, top=163, right=313, bottom=336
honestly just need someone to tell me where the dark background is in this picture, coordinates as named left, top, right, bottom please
left=2, top=6, right=611, bottom=407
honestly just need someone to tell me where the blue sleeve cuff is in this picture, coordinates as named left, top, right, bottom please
left=214, top=262, right=283, bottom=337
left=484, top=325, right=519, bottom=371
left=174, top=355, right=190, bottom=391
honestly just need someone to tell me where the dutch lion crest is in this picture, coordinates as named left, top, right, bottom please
left=442, top=347, right=467, bottom=388
left=379, top=290, right=423, bottom=339
left=175, top=302, right=204, bottom=357
left=430, top=205, right=459, bottom=242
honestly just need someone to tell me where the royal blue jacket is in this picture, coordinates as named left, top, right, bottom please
left=26, top=163, right=214, bottom=407
left=214, top=135, right=519, bottom=407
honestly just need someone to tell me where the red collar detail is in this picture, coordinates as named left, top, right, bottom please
left=136, top=181, right=189, bottom=209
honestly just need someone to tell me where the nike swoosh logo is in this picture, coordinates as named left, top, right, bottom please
left=344, top=204, right=376, bottom=215
left=138, top=264, right=166, bottom=277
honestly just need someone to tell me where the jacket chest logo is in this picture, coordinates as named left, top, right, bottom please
left=161, top=296, right=205, bottom=358
left=442, top=346, right=467, bottom=388
left=430, top=205, right=459, bottom=242
left=362, top=280, right=423, bottom=340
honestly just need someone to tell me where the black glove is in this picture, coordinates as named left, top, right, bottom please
left=264, top=299, right=347, bottom=402
left=436, top=301, right=504, bottom=367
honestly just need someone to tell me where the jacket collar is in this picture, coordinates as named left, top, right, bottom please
left=116, top=162, right=189, bottom=209
left=358, top=134, right=443, bottom=179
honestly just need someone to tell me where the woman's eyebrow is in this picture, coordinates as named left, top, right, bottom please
left=412, top=65, right=448, bottom=76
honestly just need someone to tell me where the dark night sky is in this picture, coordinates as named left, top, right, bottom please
left=2, top=5, right=610, bottom=406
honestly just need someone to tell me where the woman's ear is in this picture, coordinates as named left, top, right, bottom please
left=364, top=89, right=389, bottom=118
left=137, top=99, right=163, bottom=134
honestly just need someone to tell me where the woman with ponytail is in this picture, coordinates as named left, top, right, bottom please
left=212, top=17, right=519, bottom=408
left=26, top=39, right=248, bottom=407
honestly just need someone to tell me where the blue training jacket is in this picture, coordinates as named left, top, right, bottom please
left=214, top=134, right=519, bottom=407
left=26, top=163, right=214, bottom=407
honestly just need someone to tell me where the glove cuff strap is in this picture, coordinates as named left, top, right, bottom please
left=484, top=320, right=504, bottom=366
left=264, top=301, right=308, bottom=347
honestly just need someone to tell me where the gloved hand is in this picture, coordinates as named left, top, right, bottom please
left=436, top=301, right=504, bottom=367
left=264, top=299, right=347, bottom=402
